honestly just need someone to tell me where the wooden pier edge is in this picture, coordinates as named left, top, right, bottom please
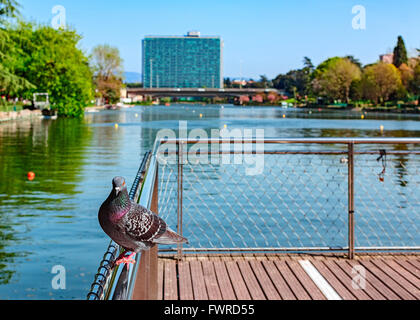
left=131, top=166, right=159, bottom=300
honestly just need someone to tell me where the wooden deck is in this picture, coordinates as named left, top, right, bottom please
left=156, top=253, right=419, bottom=300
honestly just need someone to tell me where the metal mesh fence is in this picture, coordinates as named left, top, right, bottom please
left=354, top=153, right=420, bottom=247
left=156, top=142, right=420, bottom=253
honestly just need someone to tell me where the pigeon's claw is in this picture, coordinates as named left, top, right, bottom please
left=115, top=252, right=136, bottom=271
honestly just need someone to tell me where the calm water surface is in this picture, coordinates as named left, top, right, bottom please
left=0, top=104, right=419, bottom=299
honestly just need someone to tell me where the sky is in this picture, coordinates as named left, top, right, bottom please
left=17, top=0, right=420, bottom=80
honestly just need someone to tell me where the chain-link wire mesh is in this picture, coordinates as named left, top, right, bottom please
left=354, top=153, right=420, bottom=247
left=156, top=142, right=420, bottom=253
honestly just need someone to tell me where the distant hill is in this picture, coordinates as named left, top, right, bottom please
left=124, top=72, right=142, bottom=83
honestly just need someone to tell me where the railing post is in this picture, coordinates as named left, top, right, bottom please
left=348, top=142, right=355, bottom=259
left=132, top=163, right=159, bottom=300
left=177, top=141, right=184, bottom=261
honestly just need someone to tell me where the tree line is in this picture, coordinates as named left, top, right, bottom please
left=225, top=37, right=419, bottom=107
left=270, top=36, right=420, bottom=106
left=0, top=0, right=123, bottom=117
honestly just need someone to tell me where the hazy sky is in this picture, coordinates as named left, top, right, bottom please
left=18, top=0, right=420, bottom=79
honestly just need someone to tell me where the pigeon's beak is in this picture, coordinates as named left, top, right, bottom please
left=114, top=187, right=121, bottom=196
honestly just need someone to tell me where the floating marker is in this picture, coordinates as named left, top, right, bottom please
left=224, top=124, right=228, bottom=129
left=114, top=123, right=119, bottom=129
left=380, top=125, right=384, bottom=131
left=135, top=113, right=138, bottom=118
left=200, top=114, right=203, bottom=118
left=283, top=114, right=286, bottom=118
left=27, top=172, right=35, bottom=181
left=361, top=115, right=365, bottom=119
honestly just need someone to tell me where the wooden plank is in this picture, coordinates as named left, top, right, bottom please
left=178, top=261, right=194, bottom=300
left=384, top=259, right=420, bottom=289
left=394, top=259, right=420, bottom=278
left=249, top=260, right=281, bottom=300
left=261, top=260, right=295, bottom=300
left=225, top=261, right=252, bottom=300
left=406, top=259, right=420, bottom=269
left=370, top=259, right=420, bottom=300
left=237, top=260, right=266, bottom=300
left=164, top=260, right=178, bottom=300
left=286, top=260, right=326, bottom=300
left=311, top=260, right=357, bottom=300
left=358, top=260, right=415, bottom=300
left=274, top=260, right=311, bottom=300
left=327, top=260, right=374, bottom=300
left=190, top=260, right=208, bottom=300
left=157, top=259, right=164, bottom=300
left=202, top=261, right=223, bottom=300
left=213, top=261, right=237, bottom=300
left=345, top=260, right=400, bottom=300
left=132, top=246, right=158, bottom=300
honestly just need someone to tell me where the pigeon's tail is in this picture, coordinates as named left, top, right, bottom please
left=154, top=228, right=189, bottom=245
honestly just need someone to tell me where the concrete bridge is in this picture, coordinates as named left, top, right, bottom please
left=126, top=87, right=282, bottom=99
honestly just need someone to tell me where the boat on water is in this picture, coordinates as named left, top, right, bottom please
left=41, top=108, right=57, bottom=120
left=33, top=92, right=57, bottom=119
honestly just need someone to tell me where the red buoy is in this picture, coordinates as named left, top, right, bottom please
left=27, top=172, right=35, bottom=181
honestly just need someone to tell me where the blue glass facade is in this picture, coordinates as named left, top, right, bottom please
left=142, top=34, right=223, bottom=88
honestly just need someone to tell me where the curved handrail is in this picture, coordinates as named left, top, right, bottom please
left=87, top=151, right=151, bottom=300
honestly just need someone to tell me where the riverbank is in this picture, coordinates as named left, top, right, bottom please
left=160, top=101, right=420, bottom=114
left=0, top=109, right=42, bottom=122
left=299, top=104, right=420, bottom=114
left=85, top=103, right=134, bottom=112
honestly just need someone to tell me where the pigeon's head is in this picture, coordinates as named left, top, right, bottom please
left=112, top=176, right=127, bottom=196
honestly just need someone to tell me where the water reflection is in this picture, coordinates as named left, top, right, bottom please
left=0, top=117, right=93, bottom=286
left=0, top=105, right=418, bottom=298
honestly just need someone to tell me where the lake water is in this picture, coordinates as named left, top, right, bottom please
left=0, top=104, right=419, bottom=299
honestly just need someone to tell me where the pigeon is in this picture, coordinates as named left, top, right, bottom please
left=98, top=176, right=188, bottom=269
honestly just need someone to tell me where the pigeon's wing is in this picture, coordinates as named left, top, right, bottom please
left=123, top=205, right=167, bottom=242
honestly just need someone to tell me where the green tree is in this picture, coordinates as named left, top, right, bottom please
left=393, top=35, right=408, bottom=68
left=303, top=56, right=314, bottom=70
left=398, top=63, right=414, bottom=88
left=259, top=75, right=271, bottom=88
left=345, top=55, right=363, bottom=70
left=272, top=57, right=314, bottom=98
left=312, top=57, right=361, bottom=103
left=411, top=63, right=420, bottom=95
left=361, top=62, right=402, bottom=104
left=224, top=77, right=232, bottom=88
left=0, top=0, right=19, bottom=24
left=7, top=22, right=94, bottom=116
left=0, top=0, right=34, bottom=98
left=91, top=44, right=124, bottom=104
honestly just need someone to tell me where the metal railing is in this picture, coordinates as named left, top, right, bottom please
left=87, top=151, right=152, bottom=300
left=88, top=137, right=420, bottom=300
left=155, top=138, right=420, bottom=260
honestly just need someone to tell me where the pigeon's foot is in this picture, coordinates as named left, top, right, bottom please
left=115, top=252, right=136, bottom=271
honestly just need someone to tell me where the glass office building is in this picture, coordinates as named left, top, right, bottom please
left=142, top=32, right=223, bottom=88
